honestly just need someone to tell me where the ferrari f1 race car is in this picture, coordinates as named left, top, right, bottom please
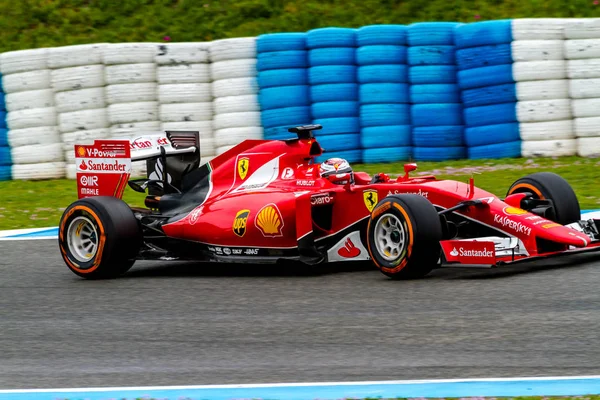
left=59, top=124, right=600, bottom=280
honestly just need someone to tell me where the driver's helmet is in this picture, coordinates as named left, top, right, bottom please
left=319, top=157, right=354, bottom=184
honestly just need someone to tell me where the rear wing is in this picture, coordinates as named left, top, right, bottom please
left=75, top=131, right=201, bottom=200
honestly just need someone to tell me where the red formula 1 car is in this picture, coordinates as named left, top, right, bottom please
left=59, top=125, right=600, bottom=279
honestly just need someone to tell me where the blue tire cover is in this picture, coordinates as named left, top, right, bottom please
left=0, top=111, right=6, bottom=129
left=259, top=85, right=310, bottom=110
left=358, top=65, right=408, bottom=83
left=464, top=123, right=520, bottom=147
left=461, top=83, right=517, bottom=108
left=454, top=20, right=513, bottom=49
left=315, top=149, right=362, bottom=164
left=0, top=93, right=5, bottom=112
left=412, top=125, right=465, bottom=147
left=309, top=47, right=356, bottom=66
left=307, top=27, right=357, bottom=49
left=455, top=44, right=512, bottom=71
left=359, top=83, right=410, bottom=104
left=258, top=69, right=308, bottom=89
left=264, top=125, right=305, bottom=140
left=310, top=83, right=359, bottom=102
left=0, top=128, right=7, bottom=147
left=407, top=46, right=456, bottom=66
left=309, top=65, right=357, bottom=85
left=360, top=104, right=411, bottom=127
left=312, top=117, right=360, bottom=135
left=314, top=133, right=361, bottom=152
left=0, top=145, right=11, bottom=166
left=407, top=22, right=461, bottom=46
left=362, top=146, right=412, bottom=163
left=361, top=125, right=412, bottom=148
left=357, top=25, right=407, bottom=46
left=409, top=66, right=457, bottom=84
left=261, top=106, right=312, bottom=129
left=413, top=146, right=467, bottom=161
left=0, top=165, right=10, bottom=181
left=464, top=102, right=517, bottom=127
left=257, top=50, right=308, bottom=71
left=410, top=84, right=460, bottom=104
left=311, top=101, right=359, bottom=119
left=457, top=64, right=514, bottom=90
left=356, top=45, right=408, bottom=66
left=467, top=140, right=522, bottom=159
left=257, top=33, right=307, bottom=53
left=411, top=104, right=463, bottom=127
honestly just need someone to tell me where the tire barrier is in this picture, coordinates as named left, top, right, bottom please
left=307, top=27, right=362, bottom=163
left=257, top=33, right=308, bottom=142
left=408, top=22, right=465, bottom=161
left=0, top=75, right=8, bottom=181
left=358, top=25, right=411, bottom=164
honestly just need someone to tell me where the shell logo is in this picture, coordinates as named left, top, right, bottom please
left=503, top=206, right=528, bottom=215
left=76, top=146, right=86, bottom=158
left=255, top=203, right=284, bottom=237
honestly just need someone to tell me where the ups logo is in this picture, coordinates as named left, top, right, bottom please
left=233, top=209, right=250, bottom=237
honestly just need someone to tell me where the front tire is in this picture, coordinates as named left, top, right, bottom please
left=366, top=194, right=442, bottom=279
left=58, top=196, right=142, bottom=279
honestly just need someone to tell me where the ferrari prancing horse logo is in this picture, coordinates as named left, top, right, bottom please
left=363, top=189, right=378, bottom=212
left=237, top=157, right=249, bottom=180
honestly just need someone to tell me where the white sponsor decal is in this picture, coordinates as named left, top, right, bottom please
left=232, top=249, right=243, bottom=255
left=326, top=231, right=371, bottom=262
left=223, top=248, right=232, bottom=255
left=189, top=208, right=201, bottom=225
left=451, top=247, right=494, bottom=257
left=311, top=194, right=333, bottom=205
left=244, top=248, right=259, bottom=255
left=215, top=247, right=223, bottom=254
left=296, top=180, right=315, bottom=186
left=79, top=175, right=98, bottom=187
left=80, top=188, right=99, bottom=196
left=281, top=167, right=294, bottom=179
left=386, top=189, right=429, bottom=198
left=86, top=148, right=118, bottom=158
left=526, top=215, right=542, bottom=220
left=78, top=158, right=128, bottom=172
left=493, top=214, right=532, bottom=236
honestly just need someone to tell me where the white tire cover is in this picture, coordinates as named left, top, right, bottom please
left=519, top=120, right=574, bottom=141
left=155, top=43, right=209, bottom=64
left=158, top=102, right=213, bottom=122
left=511, top=40, right=564, bottom=61
left=214, top=126, right=264, bottom=147
left=569, top=78, right=600, bottom=98
left=567, top=59, right=600, bottom=79
left=51, top=65, right=105, bottom=92
left=564, top=19, right=600, bottom=39
left=513, top=61, right=566, bottom=81
left=47, top=44, right=107, bottom=68
left=59, top=108, right=109, bottom=133
left=216, top=144, right=236, bottom=155
left=158, top=83, right=212, bottom=103
left=66, top=163, right=76, bottom=180
left=110, top=121, right=161, bottom=137
left=11, top=143, right=64, bottom=164
left=8, top=107, right=57, bottom=130
left=103, top=43, right=160, bottom=65
left=516, top=80, right=569, bottom=101
left=106, top=83, right=157, bottom=104
left=574, top=116, right=600, bottom=137
left=157, top=64, right=211, bottom=84
left=3, top=70, right=51, bottom=93
left=210, top=59, right=258, bottom=80
left=11, top=162, right=67, bottom=180
left=572, top=98, right=600, bottom=118
left=578, top=136, right=600, bottom=157
left=214, top=94, right=259, bottom=114
left=55, top=87, right=106, bottom=113
left=564, top=39, right=600, bottom=60
left=61, top=128, right=111, bottom=150
left=521, top=139, right=577, bottom=157
left=197, top=137, right=215, bottom=157
left=6, top=89, right=54, bottom=112
left=8, top=126, right=60, bottom=148
left=512, top=18, right=582, bottom=40
left=0, top=48, right=48, bottom=74
left=105, top=63, right=156, bottom=85
left=516, top=99, right=572, bottom=123
left=213, top=111, right=261, bottom=130
left=108, top=101, right=159, bottom=125
left=209, top=37, right=257, bottom=62
left=130, top=162, right=148, bottom=178
left=212, top=77, right=259, bottom=97
left=161, top=121, right=213, bottom=138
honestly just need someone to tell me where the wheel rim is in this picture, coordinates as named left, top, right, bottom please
left=66, top=216, right=99, bottom=264
left=374, top=214, right=406, bottom=262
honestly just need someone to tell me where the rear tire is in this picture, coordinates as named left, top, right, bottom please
left=58, top=196, right=142, bottom=279
left=507, top=172, right=580, bottom=225
left=366, top=194, right=442, bottom=279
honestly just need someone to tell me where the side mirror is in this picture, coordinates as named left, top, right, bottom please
left=403, top=163, right=418, bottom=179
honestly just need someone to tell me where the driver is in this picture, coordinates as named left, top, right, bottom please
left=319, top=157, right=354, bottom=184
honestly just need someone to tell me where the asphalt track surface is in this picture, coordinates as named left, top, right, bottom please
left=2, top=240, right=600, bottom=389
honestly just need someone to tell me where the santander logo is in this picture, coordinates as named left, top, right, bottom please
left=337, top=238, right=361, bottom=258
